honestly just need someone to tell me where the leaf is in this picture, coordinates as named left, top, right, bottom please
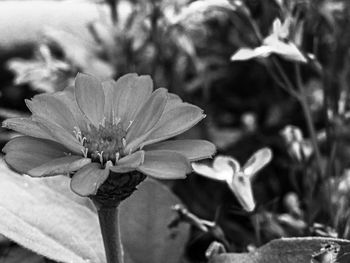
left=1, top=246, right=45, bottom=263
left=0, top=159, right=105, bottom=263
left=0, top=159, right=189, bottom=263
left=209, top=237, right=350, bottom=263
left=120, top=178, right=190, bottom=263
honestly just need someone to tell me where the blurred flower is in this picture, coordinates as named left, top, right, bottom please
left=7, top=44, right=71, bottom=93
left=2, top=73, right=215, bottom=197
left=277, top=214, right=307, bottom=233
left=280, top=125, right=313, bottom=163
left=231, top=18, right=306, bottom=63
left=205, top=241, right=226, bottom=259
left=241, top=112, right=257, bottom=132
left=337, top=169, right=350, bottom=194
left=305, top=79, right=324, bottom=112
left=310, top=223, right=338, bottom=238
left=284, top=192, right=303, bottom=218
left=192, top=148, right=272, bottom=212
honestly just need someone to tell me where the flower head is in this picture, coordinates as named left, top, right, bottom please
left=192, top=148, right=272, bottom=212
left=280, top=125, right=313, bottom=163
left=231, top=18, right=306, bottom=63
left=2, top=73, right=215, bottom=198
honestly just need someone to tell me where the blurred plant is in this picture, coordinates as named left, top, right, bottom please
left=7, top=44, right=72, bottom=93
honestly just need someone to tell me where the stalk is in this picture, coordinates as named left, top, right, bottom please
left=97, top=205, right=124, bottom=263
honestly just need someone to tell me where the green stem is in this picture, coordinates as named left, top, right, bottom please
left=97, top=205, right=124, bottom=263
left=252, top=214, right=261, bottom=246
left=295, top=64, right=323, bottom=176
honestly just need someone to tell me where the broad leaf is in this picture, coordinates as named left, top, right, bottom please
left=1, top=246, right=45, bottom=263
left=120, top=179, right=190, bottom=263
left=209, top=237, right=350, bottom=263
left=0, top=159, right=105, bottom=263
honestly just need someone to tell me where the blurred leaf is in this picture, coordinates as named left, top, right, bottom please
left=172, top=0, right=236, bottom=25
left=0, top=159, right=189, bottom=263
left=0, top=246, right=45, bottom=263
left=0, top=159, right=105, bottom=263
left=7, top=45, right=72, bottom=93
left=44, top=28, right=114, bottom=79
left=120, top=179, right=190, bottom=263
left=209, top=237, right=350, bottom=263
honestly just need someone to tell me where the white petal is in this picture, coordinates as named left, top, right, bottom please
left=192, top=163, right=231, bottom=181
left=227, top=172, right=255, bottom=212
left=242, top=148, right=272, bottom=179
left=213, top=156, right=240, bottom=174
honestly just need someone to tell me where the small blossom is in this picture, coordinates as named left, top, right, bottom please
left=192, top=148, right=272, bottom=212
left=231, top=18, right=307, bottom=63
left=280, top=125, right=313, bottom=163
left=2, top=73, right=216, bottom=197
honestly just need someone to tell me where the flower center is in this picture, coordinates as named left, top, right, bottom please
left=75, top=121, right=126, bottom=164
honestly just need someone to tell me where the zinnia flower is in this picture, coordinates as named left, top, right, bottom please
left=2, top=73, right=215, bottom=197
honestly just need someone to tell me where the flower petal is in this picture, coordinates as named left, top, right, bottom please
left=144, top=139, right=216, bottom=161
left=227, top=172, right=255, bottom=212
left=52, top=86, right=90, bottom=130
left=264, top=36, right=306, bottom=63
left=109, top=74, right=153, bottom=125
left=109, top=151, right=145, bottom=173
left=70, top=163, right=109, bottom=197
left=102, top=79, right=116, bottom=122
left=25, top=93, right=77, bottom=133
left=125, top=88, right=168, bottom=152
left=231, top=47, right=271, bottom=61
left=75, top=73, right=105, bottom=126
left=137, top=150, right=191, bottom=179
left=2, top=117, right=53, bottom=140
left=3, top=136, right=67, bottom=174
left=33, top=116, right=83, bottom=155
left=164, top=93, right=183, bottom=112
left=242, top=148, right=272, bottom=179
left=140, top=104, right=205, bottom=148
left=213, top=156, right=240, bottom=174
left=192, top=162, right=231, bottom=181
left=28, top=156, right=91, bottom=177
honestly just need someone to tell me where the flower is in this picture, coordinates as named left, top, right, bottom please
left=2, top=73, right=216, bottom=197
left=192, top=148, right=272, bottom=212
left=231, top=18, right=306, bottom=63
left=280, top=125, right=313, bottom=163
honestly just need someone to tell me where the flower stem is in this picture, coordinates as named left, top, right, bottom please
left=295, top=64, right=323, bottom=176
left=97, top=205, right=124, bottom=263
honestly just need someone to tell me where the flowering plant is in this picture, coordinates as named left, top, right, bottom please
left=2, top=72, right=215, bottom=263
left=3, top=73, right=215, bottom=199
